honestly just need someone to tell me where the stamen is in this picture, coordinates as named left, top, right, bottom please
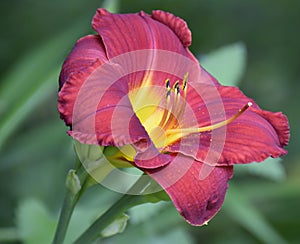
left=182, top=73, right=188, bottom=98
left=176, top=84, right=180, bottom=95
left=166, top=79, right=171, bottom=90
left=167, top=102, right=253, bottom=136
left=173, top=80, right=180, bottom=91
left=159, top=79, right=172, bottom=127
left=160, top=75, right=189, bottom=129
left=165, top=79, right=171, bottom=99
left=176, top=73, right=189, bottom=120
left=173, top=80, right=180, bottom=112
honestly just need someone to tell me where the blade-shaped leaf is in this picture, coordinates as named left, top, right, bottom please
left=0, top=72, right=57, bottom=150
left=234, top=157, right=286, bottom=182
left=0, top=16, right=90, bottom=150
left=224, top=185, right=288, bottom=244
left=200, top=42, right=247, bottom=86
left=16, top=199, right=56, bottom=244
left=0, top=119, right=71, bottom=171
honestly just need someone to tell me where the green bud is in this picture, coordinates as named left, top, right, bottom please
left=100, top=213, right=129, bottom=237
left=65, top=169, right=81, bottom=195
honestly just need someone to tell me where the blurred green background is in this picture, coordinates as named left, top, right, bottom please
left=0, top=0, right=299, bottom=243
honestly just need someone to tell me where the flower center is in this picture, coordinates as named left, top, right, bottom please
left=129, top=73, right=252, bottom=150
left=148, top=126, right=167, bottom=148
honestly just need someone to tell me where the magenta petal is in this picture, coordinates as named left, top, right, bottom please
left=166, top=84, right=289, bottom=166
left=209, top=86, right=289, bottom=165
left=91, top=8, right=197, bottom=60
left=152, top=10, right=192, bottom=47
left=92, top=9, right=150, bottom=58
left=58, top=35, right=151, bottom=148
left=68, top=75, right=150, bottom=146
left=134, top=143, right=172, bottom=169
left=251, top=109, right=289, bottom=147
left=58, top=35, right=107, bottom=126
left=146, top=155, right=233, bottom=225
left=59, top=35, right=108, bottom=90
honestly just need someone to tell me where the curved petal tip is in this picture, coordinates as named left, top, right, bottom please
left=146, top=156, right=233, bottom=226
left=152, top=10, right=192, bottom=47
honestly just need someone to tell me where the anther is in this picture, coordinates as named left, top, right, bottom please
left=166, top=79, right=170, bottom=89
left=176, top=85, right=180, bottom=95
left=165, top=79, right=171, bottom=98
left=173, top=81, right=179, bottom=91
left=182, top=73, right=188, bottom=98
left=182, top=73, right=188, bottom=90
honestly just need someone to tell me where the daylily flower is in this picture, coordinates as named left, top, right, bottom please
left=58, top=8, right=289, bottom=225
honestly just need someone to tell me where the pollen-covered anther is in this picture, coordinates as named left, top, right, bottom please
left=182, top=72, right=188, bottom=98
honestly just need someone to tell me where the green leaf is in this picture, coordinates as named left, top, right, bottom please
left=0, top=15, right=90, bottom=150
left=64, top=201, right=113, bottom=243
left=0, top=72, right=57, bottom=150
left=101, top=213, right=129, bottom=237
left=64, top=206, right=106, bottom=243
left=200, top=42, right=247, bottom=86
left=0, top=119, right=71, bottom=171
left=224, top=185, right=288, bottom=244
left=16, top=199, right=56, bottom=244
left=234, top=157, right=286, bottom=182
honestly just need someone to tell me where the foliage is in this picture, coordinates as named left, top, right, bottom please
left=200, top=42, right=246, bottom=86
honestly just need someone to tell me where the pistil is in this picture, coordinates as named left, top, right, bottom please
left=167, top=102, right=252, bottom=137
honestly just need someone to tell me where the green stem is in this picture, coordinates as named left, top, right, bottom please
left=74, top=194, right=144, bottom=244
left=52, top=165, right=88, bottom=244
left=74, top=176, right=153, bottom=244
left=52, top=190, right=78, bottom=244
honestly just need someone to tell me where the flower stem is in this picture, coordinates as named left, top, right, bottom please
left=74, top=175, right=153, bottom=244
left=52, top=190, right=79, bottom=244
left=52, top=163, right=88, bottom=244
left=74, top=194, right=144, bottom=244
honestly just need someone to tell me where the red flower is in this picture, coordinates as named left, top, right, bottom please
left=58, top=9, right=289, bottom=225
